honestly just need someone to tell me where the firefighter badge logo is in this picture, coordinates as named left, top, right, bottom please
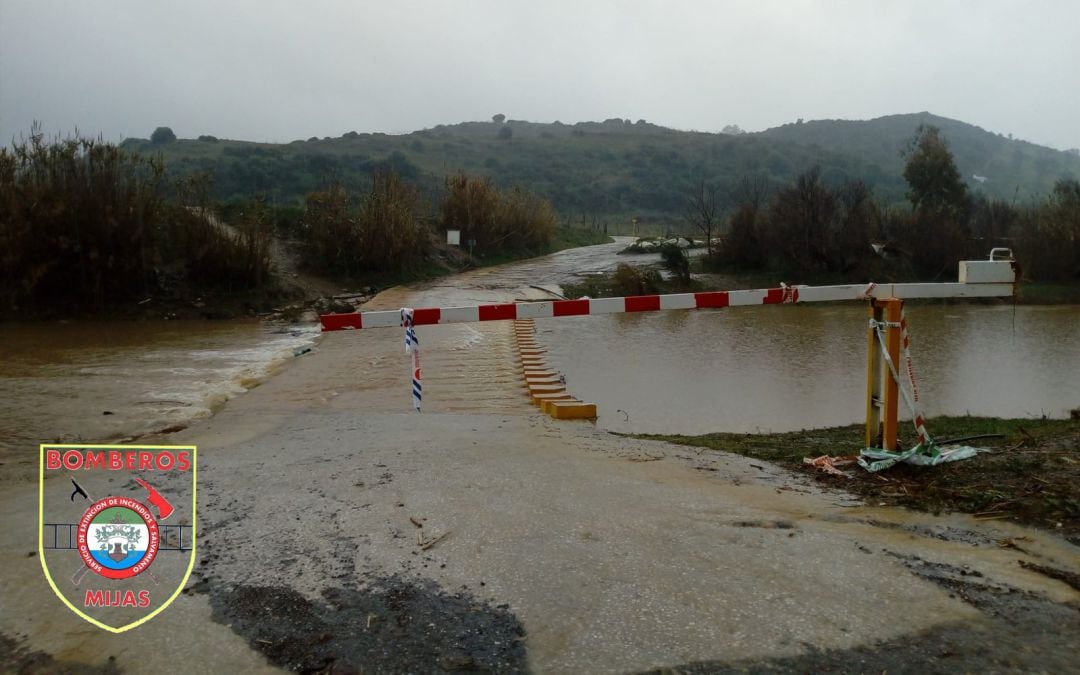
left=38, top=444, right=196, bottom=633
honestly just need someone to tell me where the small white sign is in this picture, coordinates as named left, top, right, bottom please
left=447, top=229, right=461, bottom=246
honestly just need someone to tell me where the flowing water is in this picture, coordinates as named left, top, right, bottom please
left=0, top=319, right=319, bottom=456
left=1, top=238, right=1076, bottom=462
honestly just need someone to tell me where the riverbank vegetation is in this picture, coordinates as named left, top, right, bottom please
left=639, top=416, right=1080, bottom=540
left=0, top=131, right=607, bottom=319
left=573, top=125, right=1080, bottom=301
left=0, top=132, right=274, bottom=318
left=705, top=126, right=1080, bottom=285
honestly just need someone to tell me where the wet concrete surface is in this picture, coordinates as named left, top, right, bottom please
left=641, top=560, right=1080, bottom=674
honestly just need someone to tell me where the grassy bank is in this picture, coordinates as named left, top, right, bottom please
left=637, top=416, right=1080, bottom=539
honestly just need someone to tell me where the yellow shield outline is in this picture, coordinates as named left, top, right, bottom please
left=38, top=443, right=197, bottom=633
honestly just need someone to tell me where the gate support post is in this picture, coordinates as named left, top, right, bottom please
left=865, top=298, right=903, bottom=450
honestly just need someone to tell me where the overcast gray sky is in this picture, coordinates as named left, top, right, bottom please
left=1, top=0, right=1078, bottom=149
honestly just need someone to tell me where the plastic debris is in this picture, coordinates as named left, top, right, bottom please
left=803, top=455, right=857, bottom=477
left=857, top=444, right=982, bottom=473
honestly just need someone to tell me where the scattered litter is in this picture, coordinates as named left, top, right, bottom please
left=998, top=538, right=1031, bottom=553
left=803, top=455, right=857, bottom=477
left=419, top=531, right=451, bottom=551
left=293, top=347, right=313, bottom=357
left=858, top=444, right=982, bottom=473
left=409, top=517, right=424, bottom=528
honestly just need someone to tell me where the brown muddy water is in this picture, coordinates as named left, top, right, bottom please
left=537, top=303, right=1080, bottom=435
left=0, top=319, right=319, bottom=456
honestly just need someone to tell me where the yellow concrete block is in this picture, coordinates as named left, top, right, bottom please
left=524, top=371, right=559, bottom=382
left=519, top=349, right=546, bottom=356
left=540, top=397, right=577, bottom=415
left=528, top=383, right=565, bottom=394
left=523, top=377, right=562, bottom=388
left=545, top=400, right=598, bottom=419
left=531, top=391, right=573, bottom=405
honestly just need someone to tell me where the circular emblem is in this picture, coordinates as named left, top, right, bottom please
left=76, top=497, right=160, bottom=580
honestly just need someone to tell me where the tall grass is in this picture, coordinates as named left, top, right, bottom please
left=439, top=173, right=556, bottom=254
left=0, top=132, right=273, bottom=314
left=301, top=171, right=431, bottom=279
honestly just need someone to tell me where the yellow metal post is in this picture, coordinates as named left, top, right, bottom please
left=866, top=298, right=903, bottom=451
left=865, top=302, right=883, bottom=448
left=882, top=299, right=903, bottom=451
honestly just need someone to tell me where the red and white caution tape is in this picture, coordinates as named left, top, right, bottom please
left=321, top=281, right=1013, bottom=332
left=870, top=310, right=931, bottom=445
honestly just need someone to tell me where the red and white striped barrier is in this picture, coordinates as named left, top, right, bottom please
left=320, top=280, right=1015, bottom=332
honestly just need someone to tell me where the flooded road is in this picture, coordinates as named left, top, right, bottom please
left=2, top=237, right=1076, bottom=461
left=1, top=239, right=1077, bottom=673
left=388, top=237, right=1079, bottom=434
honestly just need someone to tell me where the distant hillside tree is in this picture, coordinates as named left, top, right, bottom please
left=492, top=114, right=506, bottom=123
left=903, top=125, right=969, bottom=217
left=685, top=180, right=722, bottom=255
left=150, top=126, right=176, bottom=144
left=901, top=126, right=974, bottom=275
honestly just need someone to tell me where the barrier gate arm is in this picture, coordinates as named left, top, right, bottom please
left=319, top=254, right=1017, bottom=453
left=320, top=273, right=1016, bottom=333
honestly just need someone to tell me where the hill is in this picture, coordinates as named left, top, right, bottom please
left=128, top=113, right=1080, bottom=225
left=758, top=112, right=1079, bottom=203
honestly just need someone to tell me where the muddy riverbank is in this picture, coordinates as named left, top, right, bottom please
left=644, top=416, right=1080, bottom=543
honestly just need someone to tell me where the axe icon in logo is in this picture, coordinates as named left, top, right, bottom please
left=39, top=444, right=197, bottom=633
